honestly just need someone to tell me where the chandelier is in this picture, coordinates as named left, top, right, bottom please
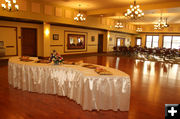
left=1, top=0, right=19, bottom=11
left=115, top=21, right=123, bottom=28
left=74, top=12, right=86, bottom=22
left=154, top=17, right=169, bottom=30
left=74, top=4, right=86, bottom=22
left=136, top=26, right=142, bottom=32
left=124, top=0, right=144, bottom=20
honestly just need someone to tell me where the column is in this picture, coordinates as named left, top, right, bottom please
left=43, top=22, right=51, bottom=57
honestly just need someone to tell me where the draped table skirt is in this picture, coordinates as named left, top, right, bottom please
left=8, top=57, right=131, bottom=111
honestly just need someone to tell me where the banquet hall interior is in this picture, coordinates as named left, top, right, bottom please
left=0, top=0, right=180, bottom=119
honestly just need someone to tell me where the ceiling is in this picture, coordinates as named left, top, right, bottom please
left=109, top=7, right=180, bottom=24
left=38, top=0, right=180, bottom=24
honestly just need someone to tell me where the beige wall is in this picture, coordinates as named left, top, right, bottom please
left=0, top=27, right=17, bottom=56
left=0, top=20, right=43, bottom=56
left=50, top=25, right=106, bottom=55
left=50, top=25, right=133, bottom=54
left=0, top=0, right=136, bottom=34
left=0, top=20, right=135, bottom=57
left=107, top=32, right=133, bottom=52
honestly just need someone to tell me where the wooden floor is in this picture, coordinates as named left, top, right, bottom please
left=0, top=54, right=180, bottom=119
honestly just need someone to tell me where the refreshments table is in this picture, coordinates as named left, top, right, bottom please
left=8, top=57, right=131, bottom=111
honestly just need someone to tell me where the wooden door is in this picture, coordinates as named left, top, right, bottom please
left=21, top=28, right=37, bottom=56
left=98, top=34, right=104, bottom=53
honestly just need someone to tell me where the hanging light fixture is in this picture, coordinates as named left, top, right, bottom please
left=124, top=0, right=144, bottom=20
left=136, top=26, right=142, bottom=32
left=154, top=14, right=169, bottom=30
left=74, top=4, right=86, bottom=22
left=1, top=0, right=19, bottom=11
left=164, top=18, right=169, bottom=28
left=115, top=21, right=123, bottom=28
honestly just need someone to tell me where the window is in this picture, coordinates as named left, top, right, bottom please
left=172, top=36, right=180, bottom=49
left=163, top=36, right=172, bottom=49
left=152, top=36, right=159, bottom=48
left=146, top=35, right=159, bottom=48
left=146, top=36, right=152, bottom=48
left=163, top=36, right=180, bottom=49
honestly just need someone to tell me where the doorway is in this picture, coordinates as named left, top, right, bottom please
left=135, top=37, right=142, bottom=46
left=116, top=37, right=125, bottom=47
left=98, top=34, right=104, bottom=53
left=21, top=28, right=37, bottom=56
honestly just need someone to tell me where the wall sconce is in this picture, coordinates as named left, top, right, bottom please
left=108, top=34, right=110, bottom=38
left=45, top=29, right=50, bottom=36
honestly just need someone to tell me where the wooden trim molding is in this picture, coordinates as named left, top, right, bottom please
left=50, top=45, right=63, bottom=47
left=139, top=32, right=180, bottom=34
left=0, top=16, right=43, bottom=24
left=88, top=44, right=97, bottom=46
left=51, top=23, right=107, bottom=32
left=6, top=46, right=15, bottom=48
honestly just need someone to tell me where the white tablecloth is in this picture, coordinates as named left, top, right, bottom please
left=8, top=57, right=131, bottom=111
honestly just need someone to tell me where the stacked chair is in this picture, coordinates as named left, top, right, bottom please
left=113, top=46, right=180, bottom=63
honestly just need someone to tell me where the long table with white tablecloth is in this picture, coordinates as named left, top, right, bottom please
left=8, top=57, right=131, bottom=111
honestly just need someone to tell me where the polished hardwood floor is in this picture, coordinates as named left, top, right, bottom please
left=0, top=54, right=180, bottom=119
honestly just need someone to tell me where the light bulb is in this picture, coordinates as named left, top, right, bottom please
left=1, top=4, right=6, bottom=8
left=15, top=5, right=19, bottom=10
left=130, top=5, right=133, bottom=8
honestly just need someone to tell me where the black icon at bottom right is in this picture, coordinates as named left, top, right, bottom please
left=165, top=104, right=180, bottom=119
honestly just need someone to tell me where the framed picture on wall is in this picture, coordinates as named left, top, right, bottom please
left=53, top=34, right=59, bottom=40
left=67, top=34, right=85, bottom=49
left=91, top=36, right=95, bottom=42
left=109, top=37, right=112, bottom=41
